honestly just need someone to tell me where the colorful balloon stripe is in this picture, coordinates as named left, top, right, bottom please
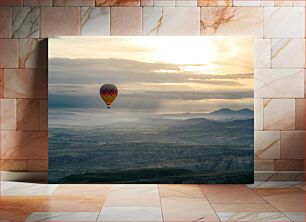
left=99, top=84, right=118, bottom=108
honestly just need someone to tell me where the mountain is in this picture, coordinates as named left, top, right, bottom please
left=238, top=108, right=254, bottom=115
left=208, top=108, right=252, bottom=115
left=206, top=108, right=253, bottom=121
left=161, top=108, right=253, bottom=122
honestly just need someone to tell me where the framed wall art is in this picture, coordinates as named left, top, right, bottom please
left=48, top=36, right=254, bottom=184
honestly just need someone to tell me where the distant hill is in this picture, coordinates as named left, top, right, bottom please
left=208, top=108, right=251, bottom=115
left=107, top=108, right=254, bottom=128
left=206, top=108, right=253, bottom=121
left=161, top=108, right=253, bottom=122
left=173, top=118, right=253, bottom=131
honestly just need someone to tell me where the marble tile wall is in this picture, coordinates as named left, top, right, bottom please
left=0, top=0, right=304, bottom=181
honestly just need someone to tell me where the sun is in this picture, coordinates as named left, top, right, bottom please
left=133, top=36, right=217, bottom=65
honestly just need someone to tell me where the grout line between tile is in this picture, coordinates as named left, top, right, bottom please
left=198, top=184, right=222, bottom=222
left=96, top=184, right=112, bottom=221
left=157, top=184, right=165, bottom=222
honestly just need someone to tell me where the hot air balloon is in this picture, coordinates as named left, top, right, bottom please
left=100, top=84, right=118, bottom=108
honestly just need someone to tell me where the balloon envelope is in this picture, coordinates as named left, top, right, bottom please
left=100, top=84, right=118, bottom=108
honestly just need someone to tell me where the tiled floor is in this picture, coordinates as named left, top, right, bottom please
left=0, top=181, right=305, bottom=222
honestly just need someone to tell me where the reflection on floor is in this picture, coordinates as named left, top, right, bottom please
left=0, top=181, right=304, bottom=221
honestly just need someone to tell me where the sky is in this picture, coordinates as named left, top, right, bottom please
left=49, top=36, right=254, bottom=114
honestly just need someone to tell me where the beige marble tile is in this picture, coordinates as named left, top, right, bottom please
left=0, top=39, right=18, bottom=68
left=256, top=188, right=305, bottom=212
left=176, top=0, right=197, bottom=6
left=293, top=0, right=305, bottom=6
left=283, top=212, right=305, bottom=221
left=198, top=0, right=232, bottom=6
left=200, top=185, right=266, bottom=204
left=161, top=197, right=219, bottom=221
left=200, top=7, right=263, bottom=37
left=304, top=70, right=306, bottom=98
left=53, top=184, right=111, bottom=198
left=17, top=99, right=40, bottom=130
left=255, top=171, right=304, bottom=181
left=261, top=0, right=274, bottom=6
left=295, top=99, right=305, bottom=130
left=272, top=39, right=305, bottom=68
left=254, top=160, right=275, bottom=171
left=1, top=131, right=48, bottom=159
left=12, top=7, right=39, bottom=38
left=143, top=7, right=200, bottom=35
left=254, top=39, right=271, bottom=68
left=0, top=196, right=47, bottom=221
left=154, top=0, right=175, bottom=6
left=1, top=181, right=58, bottom=195
left=3, top=69, right=48, bottom=99
left=23, top=0, right=52, bottom=6
left=0, top=0, right=23, bottom=6
left=26, top=212, right=99, bottom=222
left=274, top=0, right=293, bottom=6
left=110, top=7, right=142, bottom=35
left=159, top=184, right=204, bottom=198
left=280, top=131, right=304, bottom=160
left=19, top=39, right=47, bottom=68
left=41, top=7, right=80, bottom=38
left=0, top=159, right=27, bottom=171
left=212, top=203, right=278, bottom=212
left=0, top=99, right=16, bottom=131
left=38, top=196, right=104, bottom=212
left=0, top=69, right=2, bottom=98
left=275, top=160, right=304, bottom=171
left=39, top=99, right=48, bottom=130
left=53, top=0, right=95, bottom=6
left=98, top=207, right=162, bottom=221
left=0, top=7, right=11, bottom=38
left=255, top=131, right=280, bottom=160
left=143, top=7, right=164, bottom=35
left=217, top=212, right=291, bottom=221
left=255, top=69, right=304, bottom=98
left=264, top=7, right=305, bottom=38
left=263, top=99, right=295, bottom=130
left=254, top=99, right=263, bottom=130
left=96, top=0, right=140, bottom=6
left=141, top=0, right=153, bottom=6
left=233, top=0, right=260, bottom=6
left=81, top=7, right=110, bottom=36
left=27, top=159, right=48, bottom=172
left=248, top=181, right=304, bottom=189
left=104, top=185, right=160, bottom=207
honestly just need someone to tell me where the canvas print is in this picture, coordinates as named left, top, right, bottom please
left=48, top=37, right=254, bottom=184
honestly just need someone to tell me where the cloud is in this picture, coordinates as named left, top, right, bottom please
left=49, top=88, right=253, bottom=112
left=49, top=58, right=253, bottom=88
left=120, top=90, right=253, bottom=100
left=49, top=55, right=253, bottom=113
left=49, top=94, right=163, bottom=112
left=49, top=93, right=253, bottom=114
left=49, top=37, right=253, bottom=75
